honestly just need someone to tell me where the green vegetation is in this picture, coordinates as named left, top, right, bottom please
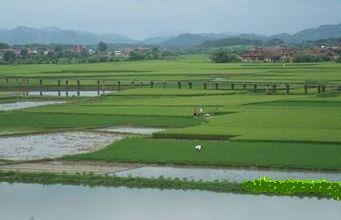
left=241, top=177, right=341, bottom=200
left=1, top=58, right=341, bottom=84
left=24, top=104, right=218, bottom=117
left=293, top=55, right=331, bottom=63
left=0, top=43, right=10, bottom=49
left=202, top=38, right=263, bottom=48
left=0, top=171, right=339, bottom=200
left=0, top=111, right=200, bottom=135
left=97, top=42, right=108, bottom=52
left=0, top=42, right=178, bottom=65
left=0, top=58, right=341, bottom=171
left=210, top=49, right=240, bottom=63
left=66, top=137, right=341, bottom=170
left=0, top=171, right=242, bottom=193
left=162, top=107, right=341, bottom=143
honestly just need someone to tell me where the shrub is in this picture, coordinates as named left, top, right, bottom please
left=292, top=55, right=322, bottom=63
left=210, top=49, right=240, bottom=63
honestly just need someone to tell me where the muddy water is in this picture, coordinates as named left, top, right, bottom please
left=0, top=101, right=65, bottom=111
left=0, top=132, right=125, bottom=160
left=0, top=183, right=339, bottom=220
left=27, top=91, right=114, bottom=97
left=115, top=166, right=341, bottom=183
left=97, top=126, right=164, bottom=135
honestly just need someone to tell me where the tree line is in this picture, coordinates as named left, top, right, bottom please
left=0, top=42, right=177, bottom=65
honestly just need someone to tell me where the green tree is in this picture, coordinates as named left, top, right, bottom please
left=210, top=49, right=239, bottom=63
left=97, top=41, right=108, bottom=52
left=3, top=51, right=16, bottom=62
left=20, top=48, right=28, bottom=58
left=293, top=55, right=322, bottom=63
left=0, top=42, right=10, bottom=49
left=266, top=38, right=285, bottom=46
left=128, top=51, right=145, bottom=61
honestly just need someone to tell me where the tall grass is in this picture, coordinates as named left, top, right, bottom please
left=66, top=137, right=341, bottom=170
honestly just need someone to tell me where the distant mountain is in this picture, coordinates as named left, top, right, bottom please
left=143, top=31, right=186, bottom=44
left=160, top=33, right=212, bottom=48
left=291, top=23, right=341, bottom=43
left=197, top=23, right=341, bottom=48
left=199, top=33, right=232, bottom=40
left=150, top=32, right=270, bottom=48
left=272, top=23, right=341, bottom=43
left=142, top=36, right=176, bottom=45
left=201, top=37, right=264, bottom=48
left=270, top=33, right=292, bottom=43
left=1, top=23, right=341, bottom=47
left=305, top=37, right=341, bottom=47
left=0, top=26, right=137, bottom=45
left=235, top=33, right=269, bottom=41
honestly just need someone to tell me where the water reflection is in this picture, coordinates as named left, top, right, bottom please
left=0, top=183, right=339, bottom=220
left=115, top=166, right=341, bottom=183
left=0, top=101, right=65, bottom=111
left=25, top=91, right=114, bottom=97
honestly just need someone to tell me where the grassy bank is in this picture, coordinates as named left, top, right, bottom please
left=241, top=177, right=341, bottom=200
left=66, top=138, right=341, bottom=170
left=0, top=171, right=242, bottom=193
left=0, top=171, right=339, bottom=200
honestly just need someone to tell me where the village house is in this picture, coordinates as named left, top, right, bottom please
left=241, top=47, right=293, bottom=62
left=41, top=47, right=54, bottom=56
left=137, top=47, right=151, bottom=53
left=310, top=46, right=339, bottom=60
left=0, top=50, right=4, bottom=60
left=12, top=48, right=22, bottom=56
left=263, top=47, right=293, bottom=62
left=86, top=49, right=95, bottom=55
left=241, top=47, right=264, bottom=62
left=27, top=48, right=38, bottom=55
left=114, top=50, right=122, bottom=56
left=121, top=48, right=134, bottom=57
left=72, top=45, right=84, bottom=53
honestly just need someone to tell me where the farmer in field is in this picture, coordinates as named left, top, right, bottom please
left=199, top=106, right=204, bottom=116
left=195, top=145, right=203, bottom=151
left=193, top=107, right=197, bottom=118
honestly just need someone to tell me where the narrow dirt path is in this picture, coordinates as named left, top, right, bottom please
left=0, top=161, right=143, bottom=175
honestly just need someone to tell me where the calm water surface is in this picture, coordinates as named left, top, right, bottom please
left=26, top=91, right=114, bottom=97
left=0, top=183, right=340, bottom=220
left=0, top=132, right=125, bottom=160
left=0, top=101, right=65, bottom=111
left=115, top=166, right=341, bottom=183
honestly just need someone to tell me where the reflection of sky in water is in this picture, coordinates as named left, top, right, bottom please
left=0, top=101, right=65, bottom=111
left=0, top=132, right=125, bottom=160
left=27, top=91, right=115, bottom=97
left=115, top=166, right=341, bottom=183
left=0, top=183, right=340, bottom=220
left=97, top=126, right=164, bottom=135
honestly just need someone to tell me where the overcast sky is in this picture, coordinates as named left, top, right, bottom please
left=1, top=0, right=341, bottom=39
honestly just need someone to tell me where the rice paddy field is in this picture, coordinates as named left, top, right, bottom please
left=1, top=56, right=341, bottom=170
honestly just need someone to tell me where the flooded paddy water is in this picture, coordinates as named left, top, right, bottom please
left=0, top=101, right=66, bottom=111
left=0, top=132, right=125, bottom=160
left=26, top=90, right=114, bottom=97
left=0, top=126, right=164, bottom=161
left=96, top=126, right=164, bottom=135
left=115, top=166, right=341, bottom=183
left=0, top=183, right=340, bottom=220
